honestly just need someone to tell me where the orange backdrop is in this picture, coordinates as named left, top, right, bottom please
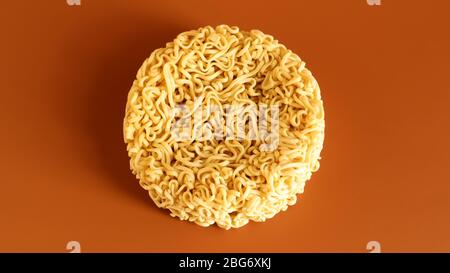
left=1, top=0, right=450, bottom=252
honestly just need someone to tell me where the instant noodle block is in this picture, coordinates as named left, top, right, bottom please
left=123, top=25, right=325, bottom=229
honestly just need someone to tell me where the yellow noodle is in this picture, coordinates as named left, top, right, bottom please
left=123, top=25, right=325, bottom=229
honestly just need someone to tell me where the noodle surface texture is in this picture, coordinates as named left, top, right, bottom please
left=123, top=25, right=325, bottom=229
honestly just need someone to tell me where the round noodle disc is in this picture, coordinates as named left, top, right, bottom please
left=123, top=25, right=325, bottom=229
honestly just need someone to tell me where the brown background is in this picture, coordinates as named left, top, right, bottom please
left=1, top=0, right=449, bottom=252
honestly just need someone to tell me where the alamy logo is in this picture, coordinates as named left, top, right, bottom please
left=366, top=241, right=381, bottom=253
left=170, top=98, right=279, bottom=151
left=66, top=241, right=81, bottom=253
left=66, top=0, right=81, bottom=6
left=367, top=0, right=381, bottom=6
